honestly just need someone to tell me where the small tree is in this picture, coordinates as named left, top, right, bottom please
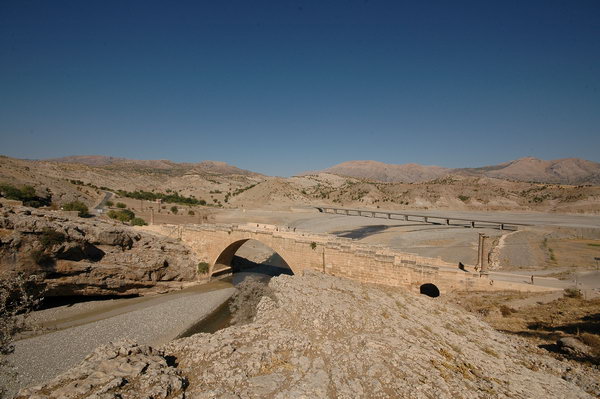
left=62, top=200, right=89, bottom=217
left=170, top=206, right=178, bottom=214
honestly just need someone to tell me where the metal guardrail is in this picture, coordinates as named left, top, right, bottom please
left=316, top=206, right=530, bottom=230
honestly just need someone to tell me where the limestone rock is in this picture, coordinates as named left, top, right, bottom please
left=557, top=337, right=593, bottom=357
left=0, top=206, right=197, bottom=297
left=16, top=340, right=186, bottom=399
left=17, top=272, right=599, bottom=398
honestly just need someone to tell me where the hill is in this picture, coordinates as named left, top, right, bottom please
left=46, top=155, right=261, bottom=176
left=311, top=160, right=449, bottom=183
left=309, top=157, right=600, bottom=185
left=2, top=155, right=600, bottom=214
left=456, top=157, right=600, bottom=185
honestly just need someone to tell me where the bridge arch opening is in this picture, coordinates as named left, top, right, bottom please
left=212, top=239, right=294, bottom=283
left=419, top=283, right=440, bottom=298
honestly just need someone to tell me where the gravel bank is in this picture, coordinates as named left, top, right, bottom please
left=5, top=285, right=235, bottom=396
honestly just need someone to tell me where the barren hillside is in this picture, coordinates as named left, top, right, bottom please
left=0, top=155, right=266, bottom=208
left=2, top=155, right=600, bottom=214
left=310, top=157, right=600, bottom=185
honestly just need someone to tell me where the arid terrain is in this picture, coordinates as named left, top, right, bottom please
left=1, top=154, right=600, bottom=398
left=2, top=155, right=600, bottom=214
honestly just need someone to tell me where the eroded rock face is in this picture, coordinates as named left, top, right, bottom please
left=19, top=272, right=600, bottom=398
left=0, top=206, right=197, bottom=296
left=16, top=340, right=186, bottom=399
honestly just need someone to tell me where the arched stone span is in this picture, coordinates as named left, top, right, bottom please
left=140, top=223, right=556, bottom=294
left=211, top=238, right=294, bottom=277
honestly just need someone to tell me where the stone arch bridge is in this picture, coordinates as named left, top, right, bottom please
left=141, top=223, right=544, bottom=294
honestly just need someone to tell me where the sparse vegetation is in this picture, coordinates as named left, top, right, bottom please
left=62, top=200, right=89, bottom=217
left=499, top=305, right=516, bottom=317
left=232, top=184, right=257, bottom=196
left=130, top=217, right=147, bottom=226
left=0, top=184, right=51, bottom=208
left=116, top=189, right=207, bottom=206
left=39, top=228, right=66, bottom=248
left=197, top=262, right=209, bottom=274
left=1, top=272, right=44, bottom=395
left=564, top=288, right=582, bottom=298
left=30, top=249, right=54, bottom=267
left=107, top=209, right=135, bottom=222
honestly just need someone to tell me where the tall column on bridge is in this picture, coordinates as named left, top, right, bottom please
left=476, top=233, right=489, bottom=275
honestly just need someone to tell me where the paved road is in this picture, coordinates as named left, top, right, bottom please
left=93, top=190, right=114, bottom=213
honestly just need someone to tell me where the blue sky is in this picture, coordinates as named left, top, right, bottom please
left=1, top=1, right=599, bottom=176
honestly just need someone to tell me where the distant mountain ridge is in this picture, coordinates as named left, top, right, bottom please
left=45, top=155, right=261, bottom=176
left=307, top=157, right=600, bottom=185
left=306, top=160, right=450, bottom=183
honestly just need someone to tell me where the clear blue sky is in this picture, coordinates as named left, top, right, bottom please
left=1, top=1, right=599, bottom=176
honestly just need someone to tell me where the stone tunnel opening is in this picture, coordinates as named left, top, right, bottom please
left=212, top=239, right=294, bottom=284
left=419, top=283, right=440, bottom=298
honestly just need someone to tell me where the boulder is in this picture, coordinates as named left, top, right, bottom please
left=0, top=206, right=198, bottom=297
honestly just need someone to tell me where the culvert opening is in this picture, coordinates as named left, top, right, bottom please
left=419, top=283, right=440, bottom=298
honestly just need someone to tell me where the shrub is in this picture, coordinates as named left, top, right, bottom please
left=310, top=242, right=317, bottom=250
left=170, top=206, right=178, bottom=214
left=30, top=249, right=54, bottom=267
left=62, top=200, right=89, bottom=217
left=0, top=272, right=44, bottom=355
left=499, top=305, right=516, bottom=317
left=39, top=228, right=66, bottom=248
left=188, top=210, right=195, bottom=216
left=116, top=202, right=127, bottom=208
left=130, top=217, right=147, bottom=226
left=1, top=272, right=44, bottom=396
left=197, top=262, right=209, bottom=274
left=105, top=200, right=114, bottom=207
left=107, top=209, right=135, bottom=222
left=458, top=195, right=470, bottom=202
left=564, top=288, right=582, bottom=298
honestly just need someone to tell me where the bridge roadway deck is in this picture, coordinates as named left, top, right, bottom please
left=317, top=206, right=531, bottom=230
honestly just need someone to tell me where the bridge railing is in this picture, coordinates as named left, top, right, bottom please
left=316, top=206, right=530, bottom=230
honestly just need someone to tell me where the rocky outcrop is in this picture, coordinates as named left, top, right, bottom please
left=0, top=206, right=198, bottom=297
left=16, top=340, right=186, bottom=399
left=19, top=272, right=600, bottom=398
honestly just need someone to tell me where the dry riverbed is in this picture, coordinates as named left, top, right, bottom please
left=4, top=281, right=235, bottom=397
